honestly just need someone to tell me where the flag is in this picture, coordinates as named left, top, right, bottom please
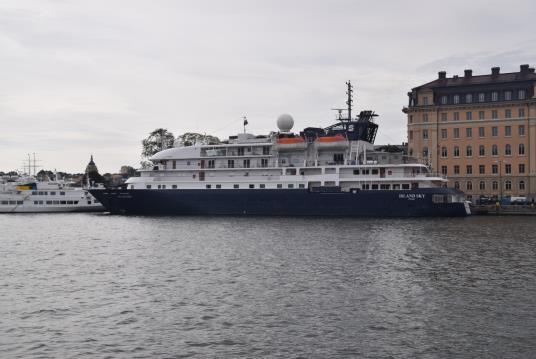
left=243, top=117, right=248, bottom=126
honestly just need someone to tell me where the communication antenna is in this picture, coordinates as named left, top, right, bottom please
left=331, top=108, right=345, bottom=120
left=346, top=80, right=353, bottom=121
left=243, top=116, right=248, bottom=133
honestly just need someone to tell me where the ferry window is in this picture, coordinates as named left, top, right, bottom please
left=299, top=184, right=305, bottom=188
left=50, top=191, right=56, bottom=195
left=432, top=194, right=445, bottom=203
left=157, top=185, right=161, bottom=189
left=216, top=184, right=221, bottom=189
left=353, top=169, right=359, bottom=175
left=34, top=201, right=39, bottom=205
left=371, top=184, right=378, bottom=190
left=172, top=160, right=176, bottom=169
left=60, top=191, right=66, bottom=196
left=333, top=153, right=344, bottom=164
left=172, top=185, right=177, bottom=189
left=402, top=184, right=410, bottom=190
left=146, top=185, right=152, bottom=189
left=206, top=184, right=212, bottom=189
left=87, top=201, right=92, bottom=205
left=288, top=184, right=294, bottom=188
left=53, top=200, right=59, bottom=204
left=162, top=185, right=166, bottom=189
left=38, top=191, right=44, bottom=195
left=17, top=201, right=23, bottom=205
left=1, top=201, right=8, bottom=205
left=238, top=148, right=245, bottom=156
left=228, top=159, right=234, bottom=168
left=380, top=184, right=390, bottom=190
left=32, top=191, right=37, bottom=195
left=208, top=160, right=215, bottom=168
left=260, top=184, right=265, bottom=189
left=187, top=161, right=191, bottom=165
left=263, top=146, right=270, bottom=155
left=74, top=201, right=79, bottom=205
left=60, top=201, right=67, bottom=205
left=46, top=201, right=52, bottom=204
left=277, top=184, right=283, bottom=189
left=249, top=184, right=254, bottom=189
left=130, top=185, right=134, bottom=189
left=67, top=201, right=74, bottom=205
left=243, top=159, right=250, bottom=168
left=364, top=169, right=370, bottom=175
left=371, top=169, right=379, bottom=175
left=233, top=184, right=239, bottom=189
left=361, top=184, right=369, bottom=190
left=261, top=159, right=269, bottom=167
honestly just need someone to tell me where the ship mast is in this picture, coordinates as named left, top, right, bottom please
left=346, top=80, right=353, bottom=121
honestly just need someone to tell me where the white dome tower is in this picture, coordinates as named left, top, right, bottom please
left=277, top=114, right=294, bottom=132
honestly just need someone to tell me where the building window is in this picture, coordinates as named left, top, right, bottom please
left=492, top=126, right=498, bottom=137
left=454, top=165, right=460, bottom=174
left=492, top=110, right=498, bottom=119
left=467, top=181, right=473, bottom=190
left=441, top=96, right=447, bottom=104
left=519, top=125, right=525, bottom=136
left=466, top=94, right=473, bottom=103
left=491, top=92, right=498, bottom=101
left=454, top=112, right=460, bottom=121
left=505, top=91, right=512, bottom=100
left=478, top=127, right=485, bottom=137
left=492, top=144, right=498, bottom=156
left=478, top=111, right=485, bottom=120
left=505, top=144, right=512, bottom=155
left=519, top=164, right=525, bottom=174
left=423, top=114, right=429, bottom=122
left=492, top=181, right=498, bottom=190
left=422, top=147, right=429, bottom=158
left=466, top=128, right=472, bottom=138
left=519, top=143, right=525, bottom=155
left=479, top=165, right=485, bottom=174
left=441, top=129, right=448, bottom=139
left=518, top=108, right=525, bottom=118
left=409, top=115, right=413, bottom=123
left=228, top=159, right=234, bottom=168
left=466, top=165, right=473, bottom=175
left=478, top=93, right=485, bottom=102
left=441, top=147, right=448, bottom=158
left=466, top=112, right=472, bottom=121
left=423, top=97, right=429, bottom=106
left=519, top=181, right=525, bottom=191
left=454, top=181, right=460, bottom=189
left=454, top=95, right=460, bottom=104
left=505, top=164, right=512, bottom=174
left=479, top=181, right=486, bottom=190
left=479, top=145, right=485, bottom=156
left=441, top=113, right=448, bottom=121
left=505, top=126, right=511, bottom=137
left=454, top=146, right=460, bottom=157
left=453, top=128, right=460, bottom=138
left=518, top=90, right=526, bottom=100
left=492, top=164, right=498, bottom=174
left=505, top=109, right=511, bottom=118
left=441, top=166, right=447, bottom=175
left=466, top=145, right=473, bottom=157
left=423, top=130, right=428, bottom=139
left=505, top=180, right=512, bottom=191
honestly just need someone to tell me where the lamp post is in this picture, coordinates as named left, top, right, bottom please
left=494, top=159, right=507, bottom=201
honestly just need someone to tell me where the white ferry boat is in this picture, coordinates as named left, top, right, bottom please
left=0, top=177, right=104, bottom=213
left=91, top=82, right=470, bottom=217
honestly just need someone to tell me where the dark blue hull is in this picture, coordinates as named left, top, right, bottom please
left=89, top=188, right=470, bottom=217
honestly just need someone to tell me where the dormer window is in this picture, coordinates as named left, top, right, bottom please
left=505, top=91, right=512, bottom=100
left=453, top=95, right=460, bottom=104
left=465, top=94, right=472, bottom=103
left=441, top=95, right=447, bottom=104
left=518, top=90, right=526, bottom=100
left=478, top=93, right=485, bottom=102
left=491, top=92, right=498, bottom=101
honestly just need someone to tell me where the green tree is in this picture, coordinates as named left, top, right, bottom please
left=141, top=128, right=175, bottom=158
left=120, top=165, right=138, bottom=178
left=175, top=132, right=220, bottom=147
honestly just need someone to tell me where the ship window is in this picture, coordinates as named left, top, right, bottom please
left=261, top=158, right=269, bottom=167
left=53, top=200, right=59, bottom=204
left=60, top=201, right=67, bottom=204
left=233, top=184, right=239, bottom=189
left=228, top=159, right=234, bottom=168
left=67, top=201, right=74, bottom=205
left=1, top=201, right=8, bottom=205
left=259, top=184, right=265, bottom=189
left=208, top=160, right=215, bottom=168
left=353, top=169, right=359, bottom=175
left=288, top=184, right=294, bottom=188
left=172, top=160, right=176, bottom=169
left=17, top=201, right=23, bottom=205
left=393, top=184, right=400, bottom=190
left=74, top=201, right=79, bottom=205
left=32, top=191, right=37, bottom=195
left=333, top=153, right=344, bottom=164
left=187, top=161, right=191, bottom=165
left=146, top=185, right=152, bottom=189
left=432, top=194, right=445, bottom=203
left=402, top=184, right=410, bottom=190
left=371, top=169, right=379, bottom=175
left=172, top=185, right=177, bottom=189
left=157, top=185, right=161, bottom=189
left=380, top=184, right=390, bottom=190
left=277, top=184, right=283, bottom=189
left=299, top=184, right=305, bottom=188
left=243, top=159, right=250, bottom=168
left=249, top=184, right=254, bottom=189
left=388, top=170, right=392, bottom=175
left=371, top=184, right=378, bottom=190
left=38, top=191, right=43, bottom=195
left=162, top=185, right=166, bottom=189
left=50, top=191, right=56, bottom=195
left=238, top=147, right=245, bottom=156
left=46, top=201, right=52, bottom=204
left=60, top=191, right=65, bottom=195
left=87, top=201, right=92, bottom=205
left=263, top=146, right=270, bottom=155
left=206, top=184, right=211, bottom=189
left=34, top=201, right=38, bottom=205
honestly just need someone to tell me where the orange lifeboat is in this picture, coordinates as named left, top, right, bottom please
left=316, top=134, right=346, bottom=142
left=276, top=136, right=307, bottom=151
left=277, top=137, right=306, bottom=144
left=315, top=134, right=347, bottom=149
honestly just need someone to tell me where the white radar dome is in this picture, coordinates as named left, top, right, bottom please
left=277, top=113, right=294, bottom=132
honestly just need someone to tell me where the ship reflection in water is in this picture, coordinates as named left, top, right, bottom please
left=1, top=214, right=535, bottom=358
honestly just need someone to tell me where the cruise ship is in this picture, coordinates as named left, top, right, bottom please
left=0, top=177, right=104, bottom=213
left=90, top=82, right=470, bottom=217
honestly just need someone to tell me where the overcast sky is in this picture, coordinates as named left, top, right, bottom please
left=1, top=0, right=535, bottom=173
